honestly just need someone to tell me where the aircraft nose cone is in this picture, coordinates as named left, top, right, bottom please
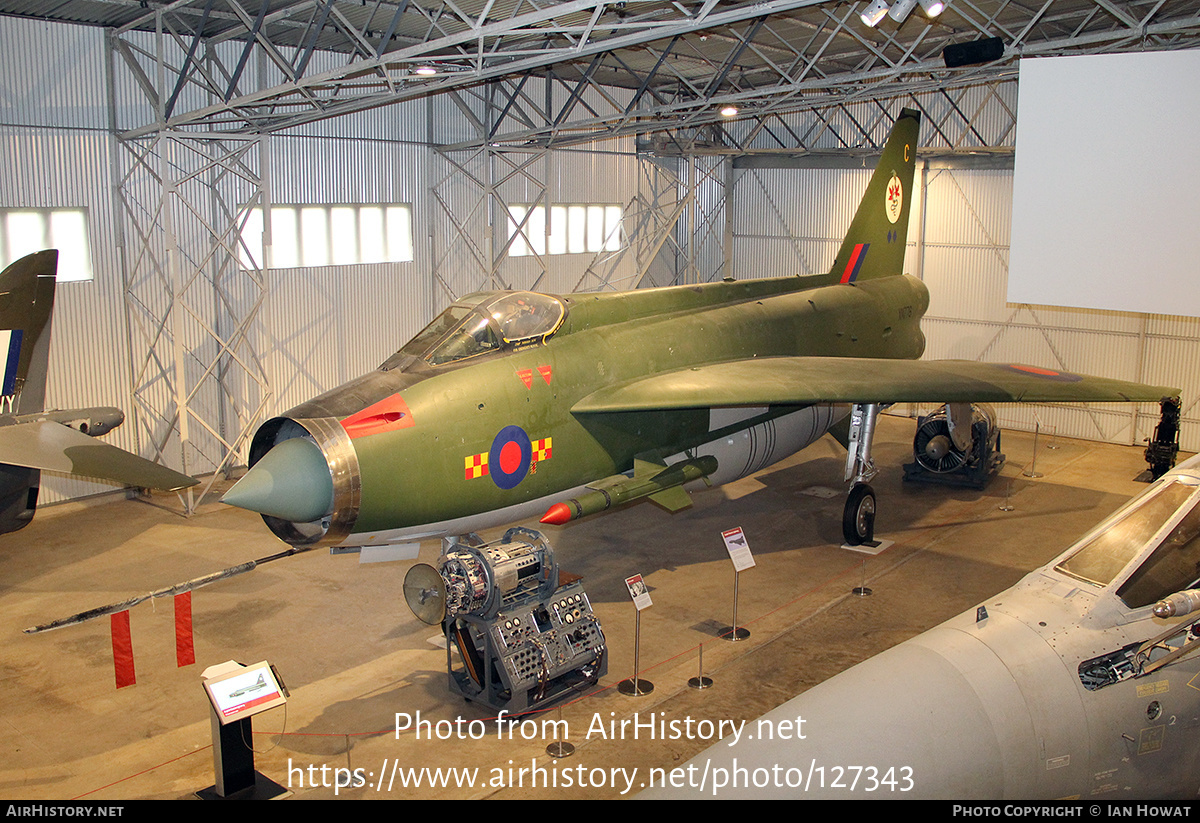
left=222, top=437, right=335, bottom=523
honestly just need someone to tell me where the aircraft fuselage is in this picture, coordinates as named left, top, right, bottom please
left=223, top=106, right=1174, bottom=551
left=244, top=273, right=929, bottom=548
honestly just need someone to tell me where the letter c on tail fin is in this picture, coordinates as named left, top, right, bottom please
left=827, top=108, right=920, bottom=285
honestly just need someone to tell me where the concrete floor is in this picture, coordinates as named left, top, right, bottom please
left=0, top=414, right=1175, bottom=800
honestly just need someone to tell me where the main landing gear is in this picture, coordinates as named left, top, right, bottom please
left=842, top=403, right=882, bottom=546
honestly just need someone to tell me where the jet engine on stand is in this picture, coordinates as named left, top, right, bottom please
left=903, top=403, right=1005, bottom=489
left=403, top=527, right=606, bottom=714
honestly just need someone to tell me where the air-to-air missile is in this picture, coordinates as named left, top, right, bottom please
left=0, top=250, right=196, bottom=532
left=221, top=109, right=1177, bottom=552
left=641, top=454, right=1200, bottom=800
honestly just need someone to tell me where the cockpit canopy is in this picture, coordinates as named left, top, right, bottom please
left=1054, top=474, right=1200, bottom=609
left=382, top=291, right=566, bottom=370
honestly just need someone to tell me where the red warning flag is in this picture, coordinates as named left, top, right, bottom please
left=110, top=611, right=136, bottom=689
left=175, top=591, right=195, bottom=667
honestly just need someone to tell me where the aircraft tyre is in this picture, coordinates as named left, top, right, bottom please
left=842, top=483, right=876, bottom=545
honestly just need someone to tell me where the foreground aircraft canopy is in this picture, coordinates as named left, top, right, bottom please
left=222, top=109, right=1177, bottom=550
left=0, top=251, right=196, bottom=532
left=643, top=454, right=1200, bottom=799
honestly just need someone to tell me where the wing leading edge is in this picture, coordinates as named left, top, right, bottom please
left=0, top=421, right=198, bottom=491
left=572, top=357, right=1179, bottom=413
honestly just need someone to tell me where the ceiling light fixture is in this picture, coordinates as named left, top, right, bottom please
left=888, top=0, right=917, bottom=22
left=919, top=0, right=945, bottom=16
left=414, top=65, right=437, bottom=76
left=860, top=0, right=890, bottom=27
left=720, top=105, right=739, bottom=117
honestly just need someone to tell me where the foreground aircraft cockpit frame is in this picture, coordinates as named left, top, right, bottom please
left=1048, top=459, right=1200, bottom=695
left=1055, top=466, right=1200, bottom=614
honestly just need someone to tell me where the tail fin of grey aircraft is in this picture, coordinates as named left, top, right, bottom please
left=0, top=250, right=58, bottom=529
left=0, top=249, right=57, bottom=416
left=0, top=250, right=196, bottom=533
left=824, top=108, right=920, bottom=286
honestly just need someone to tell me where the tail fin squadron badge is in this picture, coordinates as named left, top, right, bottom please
left=886, top=173, right=903, bottom=224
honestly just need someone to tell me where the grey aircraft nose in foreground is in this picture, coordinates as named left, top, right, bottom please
left=642, top=455, right=1200, bottom=800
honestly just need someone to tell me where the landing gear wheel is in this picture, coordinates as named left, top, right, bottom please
left=842, top=482, right=876, bottom=546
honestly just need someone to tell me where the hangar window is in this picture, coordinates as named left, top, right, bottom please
left=507, top=204, right=623, bottom=257
left=0, top=208, right=92, bottom=282
left=238, top=204, right=414, bottom=270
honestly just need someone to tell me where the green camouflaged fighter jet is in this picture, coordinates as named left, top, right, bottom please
left=222, top=109, right=1177, bottom=550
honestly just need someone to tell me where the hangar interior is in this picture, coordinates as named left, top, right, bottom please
left=1, top=0, right=1199, bottom=801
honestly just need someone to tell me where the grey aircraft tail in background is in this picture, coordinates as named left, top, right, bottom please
left=642, top=455, right=1200, bottom=800
left=0, top=250, right=196, bottom=533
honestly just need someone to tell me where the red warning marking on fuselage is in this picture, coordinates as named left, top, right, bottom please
left=517, top=366, right=551, bottom=387
left=340, top=394, right=415, bottom=439
left=1001, top=364, right=1083, bottom=382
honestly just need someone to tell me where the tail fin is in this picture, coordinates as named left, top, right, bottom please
left=827, top=108, right=920, bottom=285
left=0, top=250, right=57, bottom=415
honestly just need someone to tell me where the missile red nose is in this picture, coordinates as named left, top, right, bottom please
left=540, top=503, right=573, bottom=525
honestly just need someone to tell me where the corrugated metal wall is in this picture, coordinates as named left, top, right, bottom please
left=0, top=17, right=652, bottom=504
left=730, top=166, right=871, bottom=279
left=0, top=18, right=138, bottom=503
left=257, top=134, right=433, bottom=414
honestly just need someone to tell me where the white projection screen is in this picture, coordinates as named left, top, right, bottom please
left=1008, top=51, right=1200, bottom=317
